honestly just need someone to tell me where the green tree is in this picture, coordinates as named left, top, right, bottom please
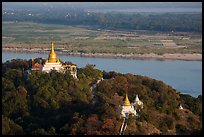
left=78, top=64, right=102, bottom=84
left=2, top=116, right=24, bottom=135
left=31, top=128, right=49, bottom=135
left=2, top=77, right=16, bottom=92
left=2, top=89, right=29, bottom=117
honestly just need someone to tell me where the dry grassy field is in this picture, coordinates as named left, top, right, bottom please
left=2, top=22, right=202, bottom=55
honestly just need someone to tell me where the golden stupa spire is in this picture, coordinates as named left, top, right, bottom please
left=47, top=39, right=58, bottom=63
left=124, top=91, right=131, bottom=106
left=51, top=40, right=55, bottom=53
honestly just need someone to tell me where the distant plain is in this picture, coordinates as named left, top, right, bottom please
left=2, top=22, right=202, bottom=56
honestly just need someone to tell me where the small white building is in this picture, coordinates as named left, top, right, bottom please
left=119, top=92, right=137, bottom=118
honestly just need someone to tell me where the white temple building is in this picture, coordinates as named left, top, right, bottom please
left=119, top=92, right=137, bottom=118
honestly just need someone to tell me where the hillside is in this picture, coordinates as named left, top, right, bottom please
left=2, top=59, right=202, bottom=135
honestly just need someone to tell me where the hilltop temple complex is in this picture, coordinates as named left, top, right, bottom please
left=119, top=93, right=144, bottom=118
left=31, top=41, right=77, bottom=79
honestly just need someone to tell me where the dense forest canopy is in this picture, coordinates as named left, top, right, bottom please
left=2, top=3, right=202, bottom=33
left=2, top=59, right=202, bottom=135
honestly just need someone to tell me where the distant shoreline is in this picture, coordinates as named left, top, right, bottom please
left=2, top=48, right=202, bottom=61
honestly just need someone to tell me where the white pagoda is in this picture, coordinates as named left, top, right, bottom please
left=133, top=94, right=144, bottom=109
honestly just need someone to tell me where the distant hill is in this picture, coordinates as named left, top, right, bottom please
left=2, top=59, right=202, bottom=135
left=2, top=2, right=202, bottom=32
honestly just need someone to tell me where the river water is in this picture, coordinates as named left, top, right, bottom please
left=2, top=52, right=202, bottom=97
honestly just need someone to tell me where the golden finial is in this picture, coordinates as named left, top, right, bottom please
left=124, top=91, right=131, bottom=106
left=51, top=40, right=54, bottom=53
left=50, top=35, right=54, bottom=52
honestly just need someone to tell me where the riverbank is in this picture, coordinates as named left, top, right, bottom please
left=2, top=48, right=202, bottom=61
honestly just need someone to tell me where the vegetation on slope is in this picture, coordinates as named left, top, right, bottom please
left=2, top=59, right=202, bottom=135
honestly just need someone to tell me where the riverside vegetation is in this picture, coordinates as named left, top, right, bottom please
left=2, top=59, right=202, bottom=135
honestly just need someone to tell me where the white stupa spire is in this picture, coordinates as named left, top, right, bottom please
left=133, top=94, right=144, bottom=109
left=179, top=104, right=183, bottom=110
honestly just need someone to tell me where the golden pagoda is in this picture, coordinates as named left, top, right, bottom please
left=42, top=40, right=63, bottom=73
left=42, top=40, right=78, bottom=79
left=46, top=41, right=60, bottom=63
left=119, top=91, right=136, bottom=118
left=123, top=91, right=131, bottom=106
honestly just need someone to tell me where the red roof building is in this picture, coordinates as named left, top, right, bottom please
left=31, top=63, right=43, bottom=71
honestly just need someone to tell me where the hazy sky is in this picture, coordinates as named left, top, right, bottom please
left=3, top=2, right=202, bottom=13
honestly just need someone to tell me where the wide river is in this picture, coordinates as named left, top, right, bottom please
left=2, top=52, right=202, bottom=97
